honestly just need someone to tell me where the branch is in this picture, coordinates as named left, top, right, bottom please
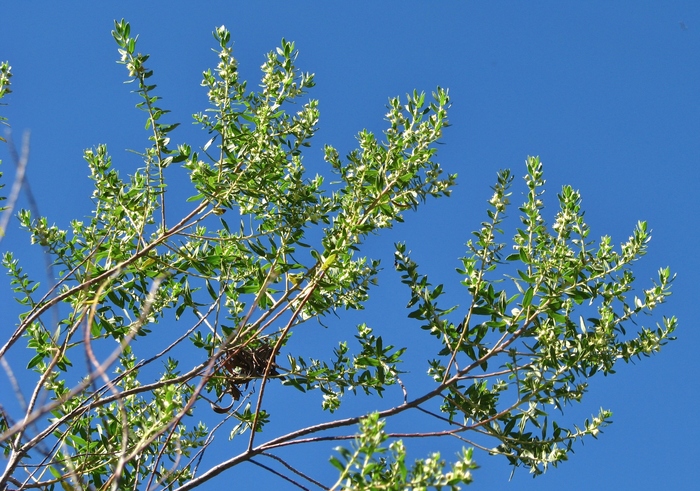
left=0, top=130, right=29, bottom=244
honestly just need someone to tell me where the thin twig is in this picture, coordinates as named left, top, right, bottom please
left=249, top=459, right=310, bottom=491
left=261, top=452, right=330, bottom=490
left=0, top=130, right=29, bottom=243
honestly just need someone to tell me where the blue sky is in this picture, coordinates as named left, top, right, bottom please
left=1, top=2, right=698, bottom=490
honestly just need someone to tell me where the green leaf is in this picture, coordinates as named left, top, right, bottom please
left=26, top=354, right=43, bottom=370
left=522, top=287, right=534, bottom=308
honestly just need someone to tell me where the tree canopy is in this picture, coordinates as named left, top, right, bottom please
left=0, top=21, right=676, bottom=490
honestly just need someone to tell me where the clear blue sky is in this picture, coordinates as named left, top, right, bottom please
left=1, top=2, right=698, bottom=490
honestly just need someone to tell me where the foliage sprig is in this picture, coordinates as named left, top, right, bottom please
left=0, top=21, right=676, bottom=491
